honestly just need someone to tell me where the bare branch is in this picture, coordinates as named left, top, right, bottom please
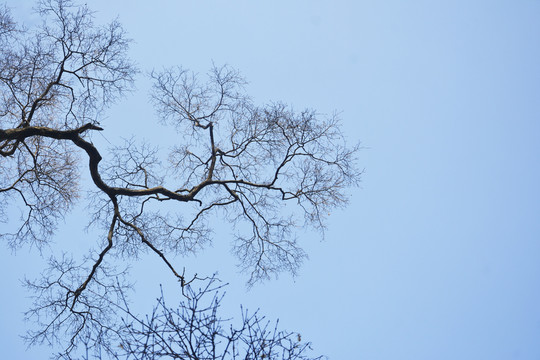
left=105, top=278, right=324, bottom=360
left=0, top=1, right=360, bottom=357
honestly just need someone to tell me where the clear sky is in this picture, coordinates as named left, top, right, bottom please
left=1, top=1, right=540, bottom=359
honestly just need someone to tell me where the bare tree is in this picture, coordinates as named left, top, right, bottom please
left=0, top=0, right=360, bottom=358
left=79, top=278, right=324, bottom=360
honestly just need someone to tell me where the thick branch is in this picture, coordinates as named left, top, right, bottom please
left=0, top=124, right=202, bottom=202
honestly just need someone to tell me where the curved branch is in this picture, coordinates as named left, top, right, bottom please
left=0, top=124, right=204, bottom=203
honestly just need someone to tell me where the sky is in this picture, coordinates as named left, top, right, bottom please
left=1, top=0, right=540, bottom=359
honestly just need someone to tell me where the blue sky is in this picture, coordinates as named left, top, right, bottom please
left=1, top=1, right=540, bottom=359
